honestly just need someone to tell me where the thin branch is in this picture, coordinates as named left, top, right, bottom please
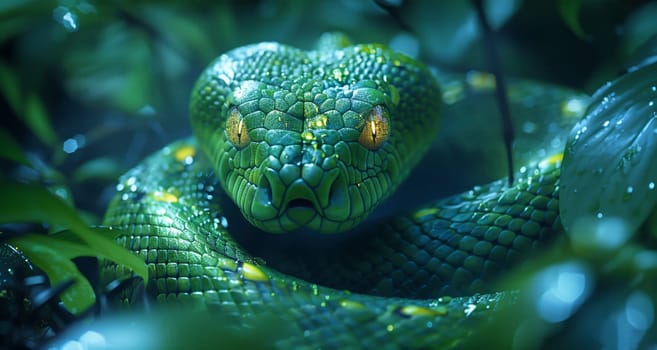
left=471, top=0, right=515, bottom=185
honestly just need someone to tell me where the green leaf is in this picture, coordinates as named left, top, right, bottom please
left=0, top=128, right=30, bottom=165
left=560, top=60, right=657, bottom=234
left=431, top=71, right=587, bottom=185
left=0, top=182, right=148, bottom=284
left=397, top=0, right=523, bottom=63
left=73, top=157, right=124, bottom=182
left=9, top=234, right=95, bottom=314
left=558, top=0, right=586, bottom=39
left=23, top=93, right=58, bottom=148
left=0, top=182, right=86, bottom=230
left=0, top=60, right=21, bottom=114
left=8, top=227, right=135, bottom=314
left=0, top=61, right=58, bottom=149
left=62, top=23, right=153, bottom=112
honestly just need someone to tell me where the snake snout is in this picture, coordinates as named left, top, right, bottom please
left=248, top=163, right=352, bottom=232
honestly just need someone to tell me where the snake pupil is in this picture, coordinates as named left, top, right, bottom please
left=237, top=119, right=244, bottom=143
left=359, top=105, right=389, bottom=150
left=371, top=120, right=377, bottom=142
left=226, top=107, right=250, bottom=149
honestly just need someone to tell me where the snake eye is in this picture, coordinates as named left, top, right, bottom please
left=226, top=107, right=250, bottom=149
left=358, top=105, right=390, bottom=150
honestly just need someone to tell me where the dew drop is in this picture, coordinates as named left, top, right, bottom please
left=562, top=97, right=587, bottom=118
left=53, top=6, right=78, bottom=32
left=126, top=177, right=137, bottom=186
left=138, top=104, right=157, bottom=116
left=464, top=303, right=477, bottom=317
left=602, top=120, right=610, bottom=127
left=522, top=121, right=537, bottom=134
left=596, top=212, right=604, bottom=219
left=626, top=186, right=634, bottom=194
left=550, top=137, right=562, bottom=149
left=649, top=182, right=655, bottom=190
left=62, top=134, right=86, bottom=154
left=62, top=138, right=79, bottom=154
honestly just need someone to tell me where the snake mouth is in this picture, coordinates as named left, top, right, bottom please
left=246, top=166, right=352, bottom=233
left=288, top=198, right=314, bottom=210
left=279, top=179, right=322, bottom=228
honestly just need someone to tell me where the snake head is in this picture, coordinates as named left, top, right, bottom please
left=190, top=40, right=441, bottom=234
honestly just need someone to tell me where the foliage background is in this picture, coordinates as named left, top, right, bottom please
left=1, top=0, right=657, bottom=349
left=2, top=0, right=655, bottom=217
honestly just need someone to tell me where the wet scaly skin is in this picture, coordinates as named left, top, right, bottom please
left=102, top=35, right=565, bottom=348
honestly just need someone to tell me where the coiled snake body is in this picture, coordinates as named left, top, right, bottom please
left=102, top=35, right=566, bottom=348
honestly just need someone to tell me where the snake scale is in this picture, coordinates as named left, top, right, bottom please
left=101, top=34, right=566, bottom=348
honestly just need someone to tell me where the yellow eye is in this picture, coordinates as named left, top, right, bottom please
left=226, top=107, right=250, bottom=149
left=358, top=105, right=390, bottom=150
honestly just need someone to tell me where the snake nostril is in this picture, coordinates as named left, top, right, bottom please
left=256, top=172, right=273, bottom=204
left=328, top=175, right=347, bottom=208
left=263, top=175, right=272, bottom=194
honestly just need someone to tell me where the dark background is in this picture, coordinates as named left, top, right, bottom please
left=2, top=0, right=656, bottom=220
left=2, top=1, right=657, bottom=349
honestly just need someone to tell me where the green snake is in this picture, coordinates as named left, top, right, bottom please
left=101, top=34, right=568, bottom=348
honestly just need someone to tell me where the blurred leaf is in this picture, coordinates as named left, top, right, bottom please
left=620, top=2, right=657, bottom=60
left=0, top=128, right=30, bottom=165
left=625, top=34, right=657, bottom=71
left=0, top=182, right=148, bottom=284
left=389, top=0, right=522, bottom=63
left=0, top=60, right=21, bottom=114
left=560, top=60, right=657, bottom=233
left=145, top=8, right=216, bottom=60
left=62, top=23, right=153, bottom=112
left=558, top=0, right=586, bottom=39
left=73, top=157, right=124, bottom=182
left=9, top=234, right=96, bottom=314
left=47, top=307, right=290, bottom=350
left=9, top=228, right=133, bottom=314
left=0, top=0, right=51, bottom=15
left=421, top=71, right=586, bottom=201
left=0, top=16, right=32, bottom=45
left=23, top=93, right=58, bottom=148
left=0, top=61, right=59, bottom=149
